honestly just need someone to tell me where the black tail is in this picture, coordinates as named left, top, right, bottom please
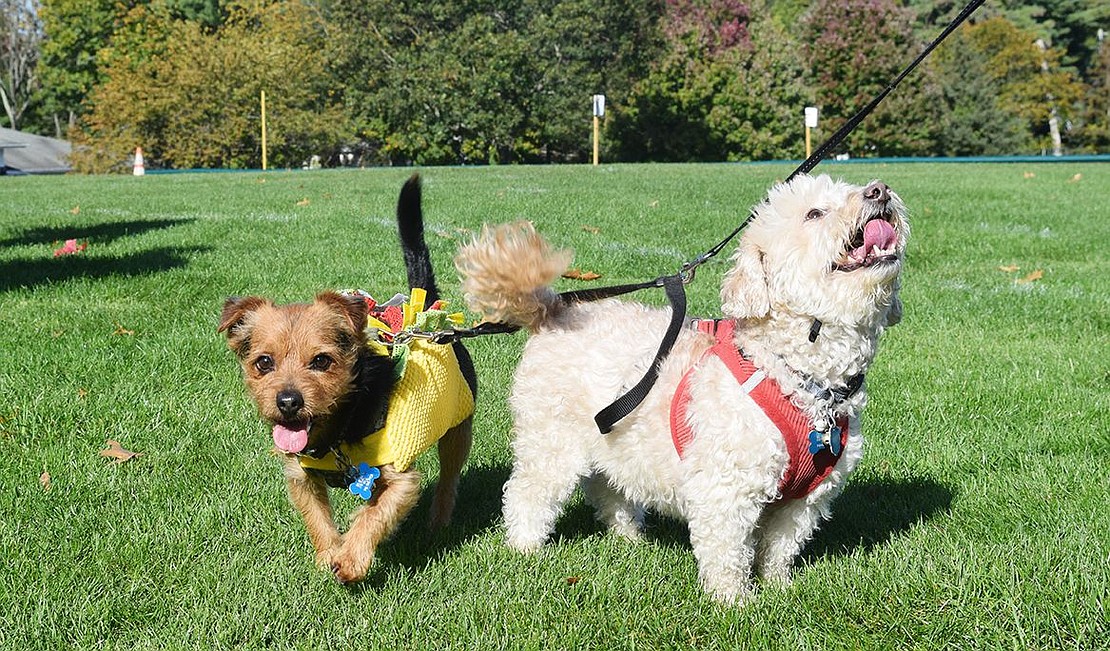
left=396, top=173, right=439, bottom=304
left=395, top=173, right=478, bottom=399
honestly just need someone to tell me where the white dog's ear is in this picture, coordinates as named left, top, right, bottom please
left=885, top=291, right=903, bottom=327
left=721, top=242, right=770, bottom=319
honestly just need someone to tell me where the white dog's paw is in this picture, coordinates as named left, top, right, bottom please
left=757, top=565, right=794, bottom=587
left=606, top=513, right=645, bottom=543
left=504, top=532, right=546, bottom=553
left=703, top=580, right=754, bottom=606
left=698, top=562, right=756, bottom=606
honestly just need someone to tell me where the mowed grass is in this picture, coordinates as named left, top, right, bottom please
left=0, top=162, right=1106, bottom=649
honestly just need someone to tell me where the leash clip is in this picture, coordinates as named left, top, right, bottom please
left=680, top=254, right=709, bottom=284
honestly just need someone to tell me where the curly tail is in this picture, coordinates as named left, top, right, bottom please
left=454, top=222, right=573, bottom=331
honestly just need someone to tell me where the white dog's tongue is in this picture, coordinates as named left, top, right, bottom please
left=273, top=423, right=308, bottom=454
left=851, top=219, right=896, bottom=261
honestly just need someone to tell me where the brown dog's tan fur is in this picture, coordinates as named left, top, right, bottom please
left=220, top=175, right=473, bottom=583
left=220, top=291, right=473, bottom=583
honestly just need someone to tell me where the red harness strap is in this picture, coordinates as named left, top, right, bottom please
left=670, top=319, right=849, bottom=500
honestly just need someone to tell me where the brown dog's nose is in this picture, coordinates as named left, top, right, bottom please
left=864, top=181, right=890, bottom=202
left=276, top=389, right=304, bottom=419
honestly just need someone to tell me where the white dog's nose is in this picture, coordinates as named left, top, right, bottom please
left=864, top=181, right=890, bottom=202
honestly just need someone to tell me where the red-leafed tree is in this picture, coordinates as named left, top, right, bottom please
left=799, top=0, right=944, bottom=157
left=611, top=0, right=813, bottom=161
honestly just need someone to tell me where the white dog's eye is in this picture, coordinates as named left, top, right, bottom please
left=805, top=208, right=825, bottom=221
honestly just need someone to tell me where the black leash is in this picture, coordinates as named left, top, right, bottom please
left=586, top=0, right=985, bottom=434
left=451, top=0, right=986, bottom=433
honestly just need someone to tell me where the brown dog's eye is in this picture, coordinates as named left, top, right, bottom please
left=309, top=354, right=333, bottom=372
left=253, top=355, right=274, bottom=374
left=805, top=208, right=825, bottom=221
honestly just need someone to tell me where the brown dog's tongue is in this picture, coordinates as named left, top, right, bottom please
left=273, top=423, right=308, bottom=453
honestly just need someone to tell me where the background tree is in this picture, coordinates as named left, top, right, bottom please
left=35, top=0, right=120, bottom=137
left=964, top=15, right=1086, bottom=153
left=331, top=0, right=661, bottom=164
left=1076, top=33, right=1110, bottom=151
left=525, top=0, right=663, bottom=162
left=609, top=0, right=756, bottom=162
left=799, top=0, right=943, bottom=157
left=932, top=30, right=1028, bottom=155
left=0, top=0, right=42, bottom=130
left=71, top=0, right=349, bottom=171
left=704, top=17, right=814, bottom=161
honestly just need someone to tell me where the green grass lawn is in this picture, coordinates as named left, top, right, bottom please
left=1, top=162, right=1106, bottom=649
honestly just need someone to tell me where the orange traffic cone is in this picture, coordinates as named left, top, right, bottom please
left=133, top=147, right=145, bottom=176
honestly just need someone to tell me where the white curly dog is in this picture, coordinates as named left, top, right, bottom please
left=455, top=174, right=909, bottom=604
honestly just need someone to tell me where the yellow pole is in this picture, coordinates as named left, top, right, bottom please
left=592, top=115, right=599, bottom=166
left=805, top=125, right=812, bottom=159
left=261, top=90, right=268, bottom=171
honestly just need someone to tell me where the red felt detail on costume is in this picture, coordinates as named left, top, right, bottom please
left=374, top=305, right=405, bottom=333
left=670, top=319, right=849, bottom=501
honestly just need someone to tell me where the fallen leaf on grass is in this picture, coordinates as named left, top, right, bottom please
left=100, top=439, right=142, bottom=463
left=998, top=264, right=1020, bottom=273
left=77, top=388, right=88, bottom=399
left=1015, top=269, right=1044, bottom=284
left=582, top=225, right=600, bottom=235
left=296, top=198, right=311, bottom=207
left=1023, top=172, right=1035, bottom=179
left=69, top=205, right=80, bottom=215
left=649, top=200, right=659, bottom=208
left=40, top=471, right=51, bottom=492
left=113, top=323, right=135, bottom=336
left=1068, top=173, right=1082, bottom=183
left=565, top=577, right=580, bottom=585
left=562, top=268, right=601, bottom=281
left=53, top=239, right=87, bottom=257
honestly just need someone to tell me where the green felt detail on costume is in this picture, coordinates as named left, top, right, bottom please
left=391, top=342, right=409, bottom=379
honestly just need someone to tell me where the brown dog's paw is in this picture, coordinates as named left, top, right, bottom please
left=314, top=542, right=343, bottom=572
left=328, top=547, right=374, bottom=585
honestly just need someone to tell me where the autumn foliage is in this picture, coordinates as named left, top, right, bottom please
left=22, top=0, right=1109, bottom=170
left=71, top=1, right=348, bottom=172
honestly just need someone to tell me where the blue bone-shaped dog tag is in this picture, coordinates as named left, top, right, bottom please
left=348, top=463, right=381, bottom=500
left=807, top=426, right=843, bottom=456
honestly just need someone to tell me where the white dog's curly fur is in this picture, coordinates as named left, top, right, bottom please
left=455, top=174, right=909, bottom=604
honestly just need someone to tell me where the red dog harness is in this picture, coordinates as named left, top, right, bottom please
left=669, top=319, right=849, bottom=500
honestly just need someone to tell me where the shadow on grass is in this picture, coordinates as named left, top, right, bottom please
left=0, top=218, right=193, bottom=248
left=541, top=475, right=955, bottom=563
left=348, top=464, right=510, bottom=590
left=800, top=476, right=955, bottom=562
left=0, top=246, right=210, bottom=292
left=347, top=471, right=953, bottom=591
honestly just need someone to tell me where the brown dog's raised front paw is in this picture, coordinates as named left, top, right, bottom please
left=329, top=546, right=374, bottom=584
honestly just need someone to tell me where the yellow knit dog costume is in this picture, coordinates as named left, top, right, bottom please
left=298, top=289, right=474, bottom=473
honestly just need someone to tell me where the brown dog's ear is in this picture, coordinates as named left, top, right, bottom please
left=315, top=291, right=369, bottom=335
left=218, top=296, right=269, bottom=334
left=720, top=242, right=770, bottom=319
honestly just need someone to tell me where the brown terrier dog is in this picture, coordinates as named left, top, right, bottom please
left=218, top=175, right=476, bottom=583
